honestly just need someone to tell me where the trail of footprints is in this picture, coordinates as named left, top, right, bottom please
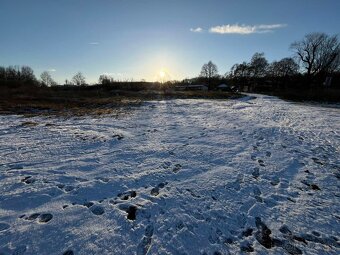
left=4, top=130, right=338, bottom=254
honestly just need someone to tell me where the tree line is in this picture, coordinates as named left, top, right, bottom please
left=1, top=32, right=339, bottom=92
left=197, top=32, right=340, bottom=91
left=0, top=66, right=87, bottom=87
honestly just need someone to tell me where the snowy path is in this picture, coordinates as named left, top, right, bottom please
left=0, top=94, right=339, bottom=255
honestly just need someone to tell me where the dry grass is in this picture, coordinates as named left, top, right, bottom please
left=0, top=84, right=242, bottom=116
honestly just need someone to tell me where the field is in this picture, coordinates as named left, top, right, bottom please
left=0, top=94, right=339, bottom=255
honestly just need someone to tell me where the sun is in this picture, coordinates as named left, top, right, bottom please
left=159, top=70, right=166, bottom=78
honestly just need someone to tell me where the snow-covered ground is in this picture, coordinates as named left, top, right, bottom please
left=0, top=94, right=339, bottom=255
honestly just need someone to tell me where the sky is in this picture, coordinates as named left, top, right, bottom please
left=0, top=0, right=339, bottom=83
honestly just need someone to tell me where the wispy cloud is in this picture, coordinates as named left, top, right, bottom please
left=102, top=72, right=123, bottom=77
left=89, top=42, right=99, bottom=45
left=209, top=23, right=287, bottom=34
left=47, top=69, right=56, bottom=72
left=190, top=27, right=203, bottom=33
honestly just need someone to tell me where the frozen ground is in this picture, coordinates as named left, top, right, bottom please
left=0, top=94, right=339, bottom=255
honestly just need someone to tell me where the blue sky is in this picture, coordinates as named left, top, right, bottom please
left=0, top=0, right=339, bottom=83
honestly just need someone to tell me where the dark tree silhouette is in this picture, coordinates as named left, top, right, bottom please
left=20, top=66, right=36, bottom=83
left=268, top=58, right=299, bottom=77
left=249, top=52, right=268, bottom=78
left=290, top=33, right=340, bottom=77
left=229, top=62, right=251, bottom=79
left=200, top=61, right=219, bottom=89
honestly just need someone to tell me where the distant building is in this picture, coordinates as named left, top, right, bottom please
left=217, top=83, right=230, bottom=91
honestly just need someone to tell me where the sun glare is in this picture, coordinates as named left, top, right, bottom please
left=158, top=68, right=169, bottom=83
left=159, top=70, right=166, bottom=78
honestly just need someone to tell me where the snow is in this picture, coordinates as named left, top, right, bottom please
left=0, top=94, right=339, bottom=255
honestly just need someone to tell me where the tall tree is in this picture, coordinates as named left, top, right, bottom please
left=290, top=33, right=340, bottom=77
left=200, top=61, right=219, bottom=89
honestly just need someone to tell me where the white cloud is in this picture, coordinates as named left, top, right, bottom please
left=190, top=27, right=203, bottom=33
left=209, top=24, right=287, bottom=34
left=89, top=42, right=99, bottom=45
left=47, top=69, right=56, bottom=72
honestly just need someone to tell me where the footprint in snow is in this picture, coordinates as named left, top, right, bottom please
left=117, top=190, right=137, bottom=200
left=173, top=164, right=182, bottom=173
left=21, top=176, right=35, bottom=184
left=38, top=213, right=53, bottom=223
left=270, top=177, right=280, bottom=186
left=252, top=167, right=260, bottom=179
left=242, top=228, right=253, bottom=237
left=255, top=218, right=302, bottom=254
left=311, top=157, right=323, bottom=165
left=19, top=213, right=53, bottom=223
left=150, top=182, right=167, bottom=196
left=22, top=213, right=53, bottom=223
left=137, top=225, right=154, bottom=255
left=57, top=184, right=75, bottom=193
left=118, top=204, right=138, bottom=220
left=258, top=159, right=265, bottom=167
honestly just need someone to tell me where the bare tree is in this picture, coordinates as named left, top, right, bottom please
left=71, top=72, right=86, bottom=86
left=40, top=71, right=57, bottom=86
left=20, top=66, right=36, bottom=83
left=268, top=58, right=299, bottom=77
left=290, top=33, right=340, bottom=77
left=200, top=61, right=219, bottom=89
